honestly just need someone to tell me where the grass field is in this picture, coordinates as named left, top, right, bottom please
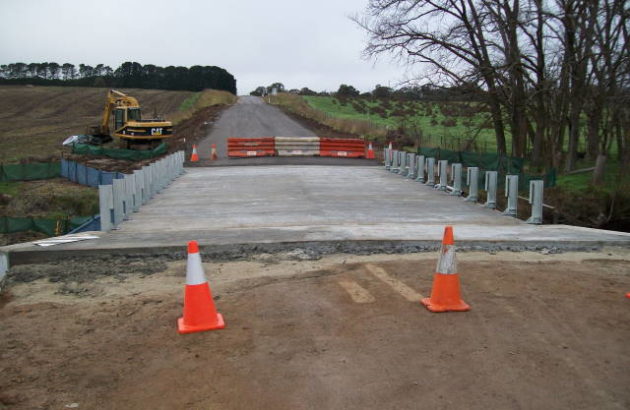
left=303, top=96, right=502, bottom=151
left=0, top=86, right=235, bottom=163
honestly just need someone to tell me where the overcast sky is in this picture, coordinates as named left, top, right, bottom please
left=0, top=0, right=412, bottom=94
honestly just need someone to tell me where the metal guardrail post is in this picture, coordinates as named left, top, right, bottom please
left=112, top=178, right=125, bottom=227
left=142, top=166, right=151, bottom=204
left=436, top=160, right=448, bottom=191
left=124, top=174, right=135, bottom=220
left=391, top=150, right=400, bottom=173
left=133, top=170, right=143, bottom=212
left=415, top=155, right=425, bottom=182
left=526, top=180, right=544, bottom=224
left=484, top=171, right=498, bottom=209
left=450, top=163, right=463, bottom=196
left=503, top=175, right=519, bottom=217
left=425, top=157, right=436, bottom=186
left=407, top=153, right=416, bottom=179
left=399, top=152, right=408, bottom=176
left=465, top=167, right=479, bottom=202
left=99, top=184, right=114, bottom=231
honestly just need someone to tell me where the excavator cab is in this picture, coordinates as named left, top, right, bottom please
left=113, top=107, right=142, bottom=130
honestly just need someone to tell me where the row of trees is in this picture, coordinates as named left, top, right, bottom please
left=0, top=62, right=237, bottom=94
left=251, top=82, right=476, bottom=101
left=355, top=0, right=629, bottom=177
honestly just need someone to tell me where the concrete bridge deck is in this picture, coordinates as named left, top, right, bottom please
left=4, top=166, right=629, bottom=264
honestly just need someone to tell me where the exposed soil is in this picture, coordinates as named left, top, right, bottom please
left=0, top=85, right=194, bottom=163
left=1, top=251, right=629, bottom=409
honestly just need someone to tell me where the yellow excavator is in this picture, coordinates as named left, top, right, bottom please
left=86, top=89, right=173, bottom=149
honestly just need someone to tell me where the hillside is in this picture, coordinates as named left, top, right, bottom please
left=0, top=85, right=195, bottom=163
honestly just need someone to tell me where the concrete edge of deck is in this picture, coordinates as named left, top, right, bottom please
left=3, top=237, right=625, bottom=268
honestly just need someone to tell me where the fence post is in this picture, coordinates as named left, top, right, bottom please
left=99, top=184, right=114, bottom=232
left=415, top=155, right=425, bottom=182
left=526, top=180, right=544, bottom=224
left=384, top=148, right=391, bottom=170
left=425, top=157, right=436, bottom=186
left=503, top=175, right=519, bottom=217
left=465, top=167, right=479, bottom=202
left=484, top=171, right=498, bottom=209
left=450, top=163, right=463, bottom=196
left=436, top=160, right=448, bottom=191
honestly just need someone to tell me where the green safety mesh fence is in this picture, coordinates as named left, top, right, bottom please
left=415, top=147, right=554, bottom=188
left=0, top=216, right=91, bottom=236
left=72, top=142, right=167, bottom=160
left=0, top=162, right=61, bottom=182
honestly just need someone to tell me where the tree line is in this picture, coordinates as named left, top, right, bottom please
left=355, top=0, right=629, bottom=180
left=0, top=61, right=237, bottom=94
left=252, top=82, right=475, bottom=101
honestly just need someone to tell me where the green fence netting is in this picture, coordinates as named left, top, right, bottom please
left=415, top=147, right=554, bottom=188
left=0, top=216, right=91, bottom=236
left=0, top=162, right=61, bottom=182
left=72, top=142, right=167, bottom=160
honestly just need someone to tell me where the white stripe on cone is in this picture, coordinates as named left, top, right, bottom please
left=186, top=252, right=207, bottom=285
left=436, top=244, right=457, bottom=274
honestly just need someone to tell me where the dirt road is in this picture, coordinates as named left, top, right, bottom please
left=197, top=96, right=316, bottom=159
left=2, top=250, right=629, bottom=409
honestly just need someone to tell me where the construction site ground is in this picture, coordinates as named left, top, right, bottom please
left=1, top=250, right=629, bottom=409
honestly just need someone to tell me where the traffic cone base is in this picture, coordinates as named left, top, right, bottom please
left=421, top=274, right=470, bottom=312
left=178, top=313, right=225, bottom=334
left=210, top=144, right=218, bottom=160
left=178, top=282, right=225, bottom=334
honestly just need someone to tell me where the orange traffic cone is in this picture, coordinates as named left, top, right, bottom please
left=178, top=241, right=225, bottom=334
left=626, top=292, right=630, bottom=299
left=421, top=226, right=470, bottom=312
left=210, top=144, right=218, bottom=160
left=190, top=145, right=199, bottom=162
left=366, top=142, right=375, bottom=159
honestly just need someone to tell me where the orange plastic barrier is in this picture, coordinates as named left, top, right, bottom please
left=319, top=138, right=366, bottom=158
left=227, top=138, right=276, bottom=157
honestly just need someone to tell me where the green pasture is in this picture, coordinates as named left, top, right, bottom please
left=303, top=96, right=503, bottom=151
